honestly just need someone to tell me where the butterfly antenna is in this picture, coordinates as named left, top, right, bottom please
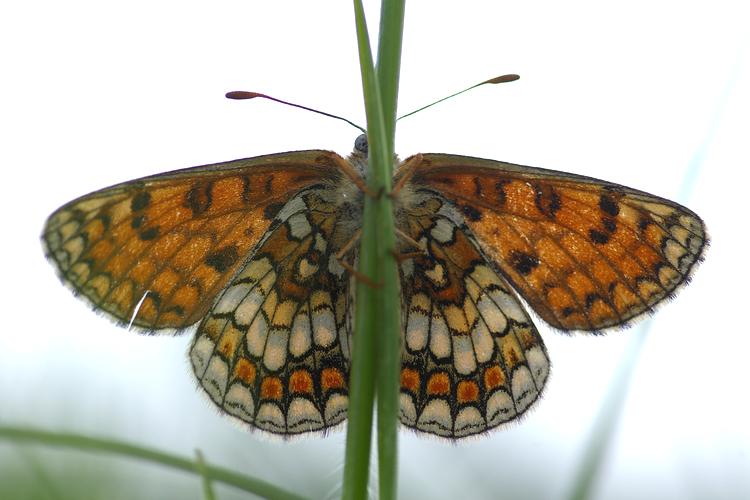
left=397, top=73, right=519, bottom=121
left=226, top=91, right=366, bottom=134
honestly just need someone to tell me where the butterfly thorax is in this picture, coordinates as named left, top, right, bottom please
left=330, top=146, right=417, bottom=255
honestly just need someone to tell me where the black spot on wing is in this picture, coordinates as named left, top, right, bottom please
left=562, top=306, right=576, bottom=317
left=589, top=229, right=610, bottom=245
left=166, top=304, right=186, bottom=318
left=185, top=182, right=213, bottom=216
left=585, top=293, right=603, bottom=309
left=131, top=191, right=151, bottom=211
left=97, top=214, right=111, bottom=230
left=534, top=184, right=561, bottom=219
left=139, top=227, right=159, bottom=240
left=205, top=245, right=240, bottom=273
left=460, top=204, right=482, bottom=222
left=241, top=175, right=252, bottom=203
left=602, top=217, right=617, bottom=233
left=495, top=180, right=509, bottom=205
left=599, top=194, right=620, bottom=217
left=509, top=250, right=539, bottom=275
left=146, top=291, right=162, bottom=310
left=473, top=177, right=483, bottom=197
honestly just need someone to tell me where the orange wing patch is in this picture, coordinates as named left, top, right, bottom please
left=408, top=154, right=707, bottom=331
left=43, top=150, right=344, bottom=331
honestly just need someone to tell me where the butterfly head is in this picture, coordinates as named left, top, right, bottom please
left=345, top=134, right=370, bottom=184
left=354, top=134, right=368, bottom=157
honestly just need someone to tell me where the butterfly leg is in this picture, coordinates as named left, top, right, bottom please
left=391, top=153, right=423, bottom=197
left=335, top=228, right=362, bottom=261
left=395, top=228, right=424, bottom=252
left=334, top=229, right=381, bottom=288
left=390, top=228, right=428, bottom=262
left=330, top=154, right=379, bottom=198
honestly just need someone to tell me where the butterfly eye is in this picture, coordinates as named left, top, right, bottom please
left=354, top=134, right=368, bottom=156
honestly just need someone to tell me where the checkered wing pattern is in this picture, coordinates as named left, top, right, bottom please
left=189, top=188, right=353, bottom=435
left=398, top=191, right=549, bottom=438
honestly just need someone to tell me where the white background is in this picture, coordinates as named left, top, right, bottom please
left=1, top=1, right=748, bottom=499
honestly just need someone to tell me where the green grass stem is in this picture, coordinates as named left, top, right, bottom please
left=342, top=1, right=403, bottom=499
left=373, top=2, right=405, bottom=500
left=0, top=426, right=306, bottom=500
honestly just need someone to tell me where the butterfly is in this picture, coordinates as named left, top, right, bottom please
left=42, top=133, right=706, bottom=439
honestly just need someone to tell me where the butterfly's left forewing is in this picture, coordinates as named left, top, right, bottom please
left=42, top=150, right=345, bottom=332
left=405, top=153, right=707, bottom=332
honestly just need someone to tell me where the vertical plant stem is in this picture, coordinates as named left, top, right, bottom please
left=342, top=1, right=403, bottom=499
left=374, top=2, right=405, bottom=500
left=342, top=4, right=384, bottom=499
left=342, top=201, right=378, bottom=499
left=375, top=0, right=405, bottom=162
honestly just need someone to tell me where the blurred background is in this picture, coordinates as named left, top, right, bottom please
left=1, top=1, right=748, bottom=498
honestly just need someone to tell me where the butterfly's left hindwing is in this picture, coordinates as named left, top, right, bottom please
left=190, top=188, right=353, bottom=435
left=42, top=150, right=345, bottom=332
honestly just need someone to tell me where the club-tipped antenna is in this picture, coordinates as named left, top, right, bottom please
left=226, top=91, right=366, bottom=134
left=397, top=73, right=520, bottom=121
